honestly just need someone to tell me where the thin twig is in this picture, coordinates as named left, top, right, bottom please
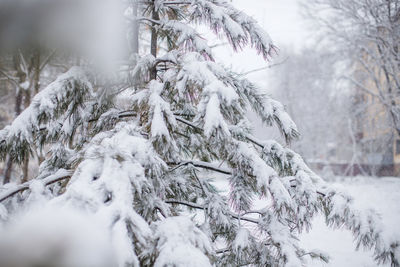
left=168, top=160, right=231, bottom=175
left=39, top=49, right=57, bottom=72
left=165, top=199, right=260, bottom=224
left=240, top=56, right=289, bottom=76
left=0, top=69, right=19, bottom=87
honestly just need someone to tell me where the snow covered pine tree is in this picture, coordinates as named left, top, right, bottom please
left=0, top=0, right=399, bottom=266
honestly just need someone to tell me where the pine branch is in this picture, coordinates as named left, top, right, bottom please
left=175, top=116, right=202, bottom=131
left=165, top=199, right=259, bottom=224
left=166, top=116, right=326, bottom=200
left=168, top=160, right=231, bottom=175
left=0, top=169, right=72, bottom=202
left=101, top=111, right=326, bottom=200
left=245, top=134, right=327, bottom=197
left=136, top=17, right=161, bottom=25
left=138, top=1, right=191, bottom=5
left=0, top=159, right=231, bottom=203
left=215, top=248, right=231, bottom=254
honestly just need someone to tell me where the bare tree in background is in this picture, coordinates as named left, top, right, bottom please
left=270, top=48, right=352, bottom=167
left=304, top=0, right=400, bottom=174
left=0, top=47, right=64, bottom=184
left=1, top=50, right=42, bottom=183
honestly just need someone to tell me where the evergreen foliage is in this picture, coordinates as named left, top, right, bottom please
left=0, top=0, right=399, bottom=266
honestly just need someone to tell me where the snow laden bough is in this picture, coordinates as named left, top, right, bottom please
left=0, top=0, right=400, bottom=266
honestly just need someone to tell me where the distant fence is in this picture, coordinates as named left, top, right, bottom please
left=308, top=162, right=399, bottom=177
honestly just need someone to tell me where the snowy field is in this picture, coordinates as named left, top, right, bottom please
left=301, top=176, right=400, bottom=267
left=213, top=176, right=400, bottom=267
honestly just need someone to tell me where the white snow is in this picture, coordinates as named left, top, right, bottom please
left=232, top=227, right=250, bottom=251
left=301, top=176, right=400, bottom=267
left=112, top=219, right=139, bottom=267
left=148, top=80, right=176, bottom=139
left=44, top=124, right=165, bottom=266
left=162, top=20, right=212, bottom=58
left=153, top=216, right=212, bottom=267
left=203, top=93, right=230, bottom=137
left=0, top=206, right=116, bottom=267
left=0, top=67, right=92, bottom=148
left=177, top=53, right=239, bottom=104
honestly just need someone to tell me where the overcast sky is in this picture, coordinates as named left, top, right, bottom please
left=233, top=0, right=311, bottom=50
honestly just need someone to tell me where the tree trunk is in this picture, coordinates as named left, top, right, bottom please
left=132, top=1, right=139, bottom=55
left=2, top=82, right=23, bottom=184
left=2, top=156, right=13, bottom=184
left=150, top=2, right=159, bottom=80
left=4, top=54, right=30, bottom=184
left=21, top=87, right=30, bottom=183
left=32, top=50, right=45, bottom=166
left=130, top=0, right=140, bottom=87
left=33, top=50, right=41, bottom=95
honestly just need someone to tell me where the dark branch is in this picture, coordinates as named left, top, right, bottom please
left=168, top=160, right=232, bottom=175
left=165, top=199, right=260, bottom=224
left=0, top=169, right=72, bottom=202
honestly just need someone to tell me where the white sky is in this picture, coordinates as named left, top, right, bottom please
left=233, top=0, right=311, bottom=50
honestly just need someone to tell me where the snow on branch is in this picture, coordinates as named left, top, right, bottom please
left=130, top=80, right=178, bottom=159
left=168, top=160, right=231, bottom=175
left=256, top=212, right=303, bottom=266
left=190, top=0, right=275, bottom=59
left=151, top=216, right=213, bottom=267
left=229, top=76, right=299, bottom=143
left=0, top=158, right=230, bottom=204
left=138, top=0, right=276, bottom=59
left=0, top=67, right=93, bottom=163
left=160, top=20, right=213, bottom=59
left=51, top=123, right=167, bottom=265
left=165, top=198, right=305, bottom=266
left=165, top=199, right=259, bottom=224
left=132, top=51, right=297, bottom=143
left=128, top=54, right=156, bottom=82
left=247, top=135, right=400, bottom=266
left=163, top=52, right=242, bottom=138
left=322, top=189, right=400, bottom=265
left=0, top=169, right=72, bottom=202
left=165, top=52, right=298, bottom=142
left=169, top=115, right=400, bottom=265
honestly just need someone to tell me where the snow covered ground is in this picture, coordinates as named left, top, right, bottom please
left=301, top=176, right=400, bottom=267
left=212, top=176, right=400, bottom=267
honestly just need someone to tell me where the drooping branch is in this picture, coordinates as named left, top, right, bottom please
left=172, top=115, right=328, bottom=198
left=0, top=169, right=72, bottom=202
left=165, top=199, right=259, bottom=224
left=0, top=159, right=229, bottom=203
left=168, top=160, right=231, bottom=175
left=175, top=116, right=202, bottom=131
